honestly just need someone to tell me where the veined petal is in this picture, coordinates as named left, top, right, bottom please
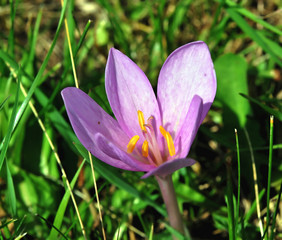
left=157, top=41, right=216, bottom=138
left=174, top=95, right=203, bottom=158
left=105, top=48, right=161, bottom=139
left=141, top=158, right=196, bottom=178
left=61, top=87, right=130, bottom=156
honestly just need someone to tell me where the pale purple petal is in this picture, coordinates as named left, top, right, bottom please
left=61, top=87, right=136, bottom=170
left=157, top=41, right=216, bottom=138
left=105, top=48, right=161, bottom=140
left=174, top=95, right=203, bottom=158
left=141, top=158, right=196, bottom=179
left=90, top=134, right=137, bottom=171
left=94, top=133, right=155, bottom=171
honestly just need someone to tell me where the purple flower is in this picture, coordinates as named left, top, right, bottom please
left=61, top=41, right=216, bottom=178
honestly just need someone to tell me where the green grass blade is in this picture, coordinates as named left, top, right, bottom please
left=0, top=219, right=16, bottom=230
left=0, top=219, right=16, bottom=239
left=235, top=129, right=241, bottom=236
left=39, top=19, right=92, bottom=108
left=0, top=67, right=21, bottom=171
left=148, top=224, right=154, bottom=240
left=0, top=17, right=91, bottom=141
left=23, top=7, right=43, bottom=75
left=225, top=0, right=282, bottom=36
left=240, top=93, right=282, bottom=121
left=6, top=160, right=17, bottom=216
left=37, top=214, right=68, bottom=240
left=0, top=96, right=10, bottom=111
left=48, top=159, right=86, bottom=240
left=74, top=20, right=92, bottom=59
left=164, top=222, right=186, bottom=240
left=0, top=0, right=68, bottom=147
left=265, top=116, right=274, bottom=239
left=226, top=8, right=282, bottom=67
left=13, top=216, right=26, bottom=239
left=226, top=162, right=235, bottom=240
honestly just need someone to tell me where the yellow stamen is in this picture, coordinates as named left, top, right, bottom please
left=138, top=110, right=147, bottom=132
left=159, top=125, right=167, bottom=137
left=165, top=131, right=176, bottom=156
left=142, top=140, right=149, bottom=157
left=127, top=135, right=140, bottom=153
left=159, top=126, right=176, bottom=156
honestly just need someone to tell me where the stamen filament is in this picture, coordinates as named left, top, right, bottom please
left=142, top=140, right=149, bottom=157
left=145, top=126, right=163, bottom=165
left=127, top=135, right=140, bottom=153
left=138, top=110, right=147, bottom=132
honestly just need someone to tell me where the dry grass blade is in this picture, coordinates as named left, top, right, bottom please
left=88, top=152, right=106, bottom=240
left=60, top=0, right=79, bottom=89
left=5, top=65, right=86, bottom=238
left=59, top=0, right=104, bottom=238
left=17, top=81, right=87, bottom=239
left=243, top=128, right=264, bottom=236
left=6, top=56, right=86, bottom=238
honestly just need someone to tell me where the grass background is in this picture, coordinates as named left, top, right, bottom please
left=0, top=0, right=281, bottom=239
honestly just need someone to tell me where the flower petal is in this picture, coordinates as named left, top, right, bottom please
left=174, top=95, right=203, bottom=158
left=105, top=48, right=161, bottom=139
left=157, top=41, right=216, bottom=138
left=141, top=158, right=196, bottom=179
left=95, top=133, right=155, bottom=171
left=91, top=134, right=137, bottom=171
left=61, top=87, right=136, bottom=170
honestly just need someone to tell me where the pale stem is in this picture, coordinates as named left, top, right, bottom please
left=156, top=175, right=191, bottom=240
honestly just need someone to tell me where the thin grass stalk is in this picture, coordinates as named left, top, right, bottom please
left=235, top=128, right=241, bottom=236
left=226, top=161, right=235, bottom=240
left=60, top=1, right=106, bottom=238
left=36, top=214, right=68, bottom=240
left=59, top=0, right=105, bottom=238
left=17, top=80, right=87, bottom=240
left=60, top=1, right=105, bottom=238
left=148, top=224, right=154, bottom=240
left=88, top=152, right=106, bottom=240
left=265, top=116, right=274, bottom=239
left=74, top=20, right=92, bottom=59
left=243, top=127, right=264, bottom=236
left=127, top=223, right=146, bottom=238
left=6, top=160, right=16, bottom=216
left=60, top=0, right=79, bottom=89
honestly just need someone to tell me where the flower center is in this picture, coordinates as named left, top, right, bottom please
left=126, top=110, right=175, bottom=166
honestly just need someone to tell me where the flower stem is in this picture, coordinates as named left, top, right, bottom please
left=156, top=175, right=191, bottom=240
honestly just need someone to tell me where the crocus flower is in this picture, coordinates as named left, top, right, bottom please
left=62, top=41, right=216, bottom=179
